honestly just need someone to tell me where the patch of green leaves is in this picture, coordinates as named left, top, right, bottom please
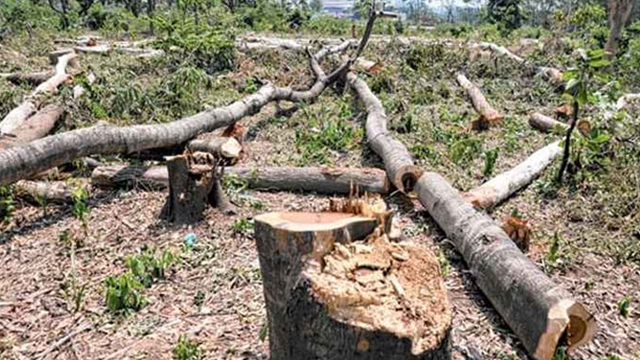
left=232, top=217, right=254, bottom=235
left=544, top=232, right=573, bottom=273
left=126, top=247, right=177, bottom=288
left=173, top=335, right=204, bottom=360
left=618, top=296, right=631, bottom=318
left=482, top=149, right=499, bottom=178
left=0, top=185, right=15, bottom=224
left=449, top=135, right=482, bottom=165
left=105, top=272, right=147, bottom=315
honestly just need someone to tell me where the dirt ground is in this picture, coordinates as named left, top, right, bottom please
left=1, top=39, right=639, bottom=360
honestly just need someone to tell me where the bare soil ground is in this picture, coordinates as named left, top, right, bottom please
left=1, top=38, right=639, bottom=360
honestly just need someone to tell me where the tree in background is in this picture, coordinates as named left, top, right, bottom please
left=487, top=0, right=522, bottom=32
left=604, top=0, right=635, bottom=57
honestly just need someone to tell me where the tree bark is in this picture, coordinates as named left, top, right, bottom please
left=187, top=135, right=242, bottom=160
left=604, top=0, right=635, bottom=58
left=13, top=180, right=74, bottom=204
left=161, top=153, right=215, bottom=224
left=529, top=112, right=568, bottom=133
left=415, top=173, right=596, bottom=360
left=346, top=72, right=422, bottom=193
left=255, top=210, right=451, bottom=360
left=0, top=105, right=64, bottom=150
left=2, top=71, right=54, bottom=86
left=463, top=141, right=562, bottom=209
left=91, top=165, right=391, bottom=195
left=456, top=73, right=504, bottom=130
left=0, top=42, right=354, bottom=187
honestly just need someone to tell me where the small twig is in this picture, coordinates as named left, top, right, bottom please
left=35, top=321, right=92, bottom=360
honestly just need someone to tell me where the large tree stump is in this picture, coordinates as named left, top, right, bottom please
left=254, top=200, right=451, bottom=360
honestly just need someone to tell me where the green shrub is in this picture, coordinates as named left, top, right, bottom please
left=173, top=335, right=204, bottom=360
left=105, top=272, right=147, bottom=315
left=126, top=247, right=177, bottom=288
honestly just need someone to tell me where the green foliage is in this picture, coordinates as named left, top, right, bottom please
left=434, top=22, right=473, bottom=38
left=618, top=296, right=631, bottom=318
left=487, top=0, right=522, bottom=34
left=294, top=106, right=363, bottom=165
left=71, top=187, right=90, bottom=233
left=105, top=272, right=147, bottom=315
left=173, top=335, right=204, bottom=360
left=232, top=217, right=254, bottom=235
left=0, top=186, right=15, bottom=224
left=62, top=275, right=87, bottom=313
left=544, top=232, right=572, bottom=273
left=552, top=346, right=568, bottom=360
left=449, top=135, right=482, bottom=165
left=568, top=4, right=608, bottom=48
left=154, top=16, right=236, bottom=73
left=126, top=247, right=177, bottom=288
left=482, top=149, right=499, bottom=178
left=159, top=66, right=213, bottom=116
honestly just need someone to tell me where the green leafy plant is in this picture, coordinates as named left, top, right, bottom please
left=62, top=274, right=87, bottom=313
left=482, top=149, right=499, bottom=178
left=173, top=335, right=204, bottom=360
left=544, top=232, right=572, bottom=273
left=0, top=185, right=15, bottom=224
left=618, top=296, right=631, bottom=317
left=232, top=218, right=254, bottom=235
left=105, top=272, right=147, bottom=315
left=71, top=187, right=91, bottom=235
left=126, top=247, right=177, bottom=288
left=449, top=135, right=482, bottom=165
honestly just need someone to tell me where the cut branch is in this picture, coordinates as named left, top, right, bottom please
left=0, top=42, right=353, bottom=187
left=2, top=71, right=53, bottom=86
left=415, top=173, right=596, bottom=360
left=187, top=135, right=242, bottom=161
left=463, top=141, right=562, bottom=209
left=529, top=112, right=568, bottom=133
left=0, top=105, right=64, bottom=150
left=346, top=72, right=421, bottom=193
left=91, top=165, right=390, bottom=195
left=456, top=73, right=504, bottom=130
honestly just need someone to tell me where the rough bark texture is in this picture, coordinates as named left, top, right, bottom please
left=187, top=136, right=242, bottom=160
left=604, top=0, right=635, bottom=57
left=0, top=42, right=352, bottom=187
left=254, top=211, right=451, bottom=360
left=0, top=105, right=64, bottom=150
left=346, top=72, right=421, bottom=193
left=529, top=112, right=568, bottom=133
left=463, top=141, right=562, bottom=209
left=415, top=172, right=596, bottom=360
left=161, top=153, right=215, bottom=224
left=456, top=73, right=504, bottom=129
left=13, top=180, right=75, bottom=204
left=91, top=165, right=391, bottom=195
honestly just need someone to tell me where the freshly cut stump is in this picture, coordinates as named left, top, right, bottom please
left=254, top=211, right=451, bottom=360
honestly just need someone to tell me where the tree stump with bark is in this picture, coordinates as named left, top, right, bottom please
left=254, top=197, right=451, bottom=360
left=161, top=152, right=232, bottom=224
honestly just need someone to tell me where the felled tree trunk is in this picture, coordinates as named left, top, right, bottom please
left=0, top=52, right=76, bottom=135
left=475, top=42, right=564, bottom=84
left=161, top=153, right=216, bottom=224
left=0, top=105, right=64, bottom=150
left=187, top=136, right=242, bottom=161
left=13, top=180, right=74, bottom=204
left=254, top=205, right=451, bottom=359
left=463, top=141, right=562, bottom=209
left=415, top=173, right=596, bottom=360
left=91, top=165, right=391, bottom=195
left=456, top=73, right=503, bottom=130
left=529, top=112, right=568, bottom=133
left=2, top=71, right=53, bottom=86
left=0, top=41, right=354, bottom=187
left=346, top=72, right=421, bottom=193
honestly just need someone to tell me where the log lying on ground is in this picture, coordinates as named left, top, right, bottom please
left=1, top=71, right=53, bottom=86
left=0, top=52, right=76, bottom=135
left=477, top=42, right=525, bottom=63
left=346, top=72, right=421, bottom=193
left=456, top=73, right=504, bottom=129
left=475, top=42, right=564, bottom=84
left=187, top=135, right=242, bottom=160
left=254, top=200, right=451, bottom=359
left=91, top=165, right=391, bottom=195
left=415, top=173, right=596, bottom=360
left=463, top=141, right=562, bottom=209
left=529, top=112, right=568, bottom=133
left=0, top=41, right=355, bottom=187
left=0, top=105, right=65, bottom=150
left=13, top=180, right=75, bottom=204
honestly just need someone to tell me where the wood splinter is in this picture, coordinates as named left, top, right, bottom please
left=254, top=196, right=452, bottom=360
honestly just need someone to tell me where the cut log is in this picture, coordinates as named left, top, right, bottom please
left=539, top=67, right=564, bottom=85
left=478, top=42, right=525, bottom=63
left=48, top=49, right=77, bottom=67
left=91, top=165, right=391, bottom=195
left=0, top=102, right=37, bottom=135
left=463, top=141, right=562, bottom=209
left=456, top=73, right=503, bottom=130
left=13, top=180, right=75, bottom=204
left=529, top=112, right=568, bottom=133
left=254, top=208, right=451, bottom=359
left=0, top=41, right=354, bottom=187
left=161, top=152, right=216, bottom=224
left=346, top=72, right=421, bottom=193
left=475, top=42, right=564, bottom=84
left=187, top=136, right=242, bottom=160
left=415, top=173, right=596, bottom=360
left=3, top=71, right=53, bottom=86
left=0, top=105, right=64, bottom=150
left=32, top=52, right=77, bottom=96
